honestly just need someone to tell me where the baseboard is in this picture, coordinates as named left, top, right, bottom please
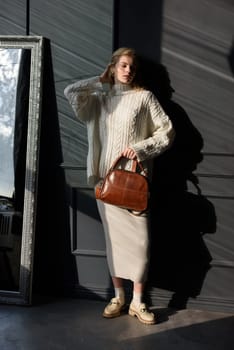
left=72, top=284, right=234, bottom=314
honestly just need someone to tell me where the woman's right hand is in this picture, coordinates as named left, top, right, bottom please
left=122, top=148, right=137, bottom=160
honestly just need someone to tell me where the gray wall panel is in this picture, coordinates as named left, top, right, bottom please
left=30, top=0, right=113, bottom=166
left=162, top=55, right=234, bottom=153
left=158, top=0, right=234, bottom=311
left=0, top=0, right=27, bottom=35
left=198, top=156, right=234, bottom=176
left=163, top=0, right=234, bottom=43
left=75, top=256, right=110, bottom=289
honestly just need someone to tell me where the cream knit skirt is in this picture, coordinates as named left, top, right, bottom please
left=96, top=200, right=150, bottom=283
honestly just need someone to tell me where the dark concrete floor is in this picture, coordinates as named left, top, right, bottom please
left=1, top=297, right=234, bottom=350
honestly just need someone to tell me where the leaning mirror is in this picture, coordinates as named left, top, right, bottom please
left=0, top=36, right=43, bottom=304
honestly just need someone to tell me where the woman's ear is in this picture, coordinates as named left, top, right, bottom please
left=109, top=64, right=115, bottom=75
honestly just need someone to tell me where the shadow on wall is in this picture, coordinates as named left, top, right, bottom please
left=228, top=39, right=234, bottom=76
left=139, top=58, right=217, bottom=309
left=113, top=0, right=163, bottom=61
left=33, top=39, right=77, bottom=297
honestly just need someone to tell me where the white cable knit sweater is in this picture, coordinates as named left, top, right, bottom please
left=64, top=76, right=175, bottom=186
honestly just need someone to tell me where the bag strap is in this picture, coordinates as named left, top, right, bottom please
left=110, top=155, right=147, bottom=176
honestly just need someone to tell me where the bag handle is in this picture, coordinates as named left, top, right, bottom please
left=110, top=155, right=147, bottom=176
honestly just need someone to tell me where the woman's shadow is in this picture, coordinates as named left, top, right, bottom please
left=138, top=58, right=217, bottom=309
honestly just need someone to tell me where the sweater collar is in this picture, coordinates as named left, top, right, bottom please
left=111, top=83, right=133, bottom=93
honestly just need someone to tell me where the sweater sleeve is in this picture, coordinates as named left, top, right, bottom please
left=131, top=92, right=175, bottom=161
left=64, top=76, right=103, bottom=122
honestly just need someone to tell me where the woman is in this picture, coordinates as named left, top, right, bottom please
left=64, top=47, right=175, bottom=325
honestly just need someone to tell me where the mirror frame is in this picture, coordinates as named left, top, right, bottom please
left=0, top=36, right=44, bottom=304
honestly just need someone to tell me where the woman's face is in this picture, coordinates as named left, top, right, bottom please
left=113, top=55, right=136, bottom=85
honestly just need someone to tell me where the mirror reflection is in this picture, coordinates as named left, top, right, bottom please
left=0, top=36, right=43, bottom=305
left=0, top=48, right=30, bottom=291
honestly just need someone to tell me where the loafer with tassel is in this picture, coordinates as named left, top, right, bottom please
left=103, top=297, right=126, bottom=318
left=128, top=302, right=156, bottom=325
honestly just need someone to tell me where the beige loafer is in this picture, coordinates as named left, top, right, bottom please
left=103, top=297, right=126, bottom=318
left=128, top=302, right=156, bottom=325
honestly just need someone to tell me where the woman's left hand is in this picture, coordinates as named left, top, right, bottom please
left=122, top=148, right=137, bottom=159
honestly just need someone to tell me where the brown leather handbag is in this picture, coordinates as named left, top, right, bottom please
left=95, top=156, right=149, bottom=212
